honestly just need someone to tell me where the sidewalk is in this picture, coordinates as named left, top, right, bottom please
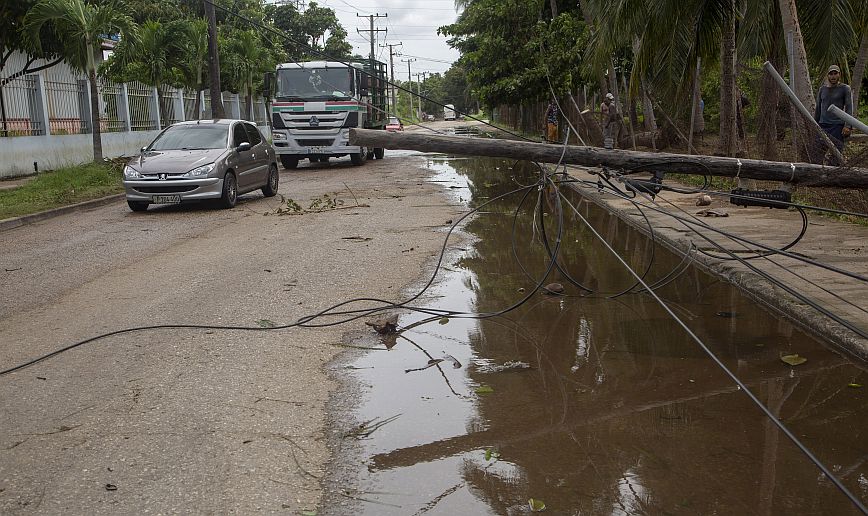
left=0, top=176, right=34, bottom=190
left=563, top=166, right=868, bottom=358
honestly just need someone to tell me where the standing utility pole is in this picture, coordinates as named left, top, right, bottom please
left=204, top=0, right=224, bottom=118
left=401, top=57, right=415, bottom=119
left=380, top=42, right=402, bottom=112
left=357, top=13, right=388, bottom=66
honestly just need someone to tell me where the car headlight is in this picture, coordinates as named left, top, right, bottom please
left=183, top=163, right=216, bottom=178
left=123, top=166, right=142, bottom=179
left=272, top=132, right=286, bottom=140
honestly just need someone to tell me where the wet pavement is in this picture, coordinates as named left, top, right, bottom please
left=325, top=154, right=868, bottom=515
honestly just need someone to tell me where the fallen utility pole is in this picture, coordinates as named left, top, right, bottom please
left=350, top=128, right=868, bottom=188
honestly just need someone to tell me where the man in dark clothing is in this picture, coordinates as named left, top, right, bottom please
left=812, top=64, right=853, bottom=162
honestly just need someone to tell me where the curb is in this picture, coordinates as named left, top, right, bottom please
left=563, top=180, right=868, bottom=361
left=0, top=193, right=126, bottom=232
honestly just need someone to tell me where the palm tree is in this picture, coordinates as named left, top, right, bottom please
left=178, top=19, right=209, bottom=120
left=227, top=30, right=267, bottom=121
left=25, top=0, right=137, bottom=161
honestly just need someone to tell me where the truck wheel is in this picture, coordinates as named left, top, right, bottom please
left=374, top=148, right=384, bottom=159
left=350, top=146, right=368, bottom=166
left=365, top=149, right=375, bottom=160
left=280, top=156, right=298, bottom=169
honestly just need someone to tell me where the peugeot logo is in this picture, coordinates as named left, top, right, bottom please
left=158, top=173, right=167, bottom=181
left=309, top=116, right=320, bottom=127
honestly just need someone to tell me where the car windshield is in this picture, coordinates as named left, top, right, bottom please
left=148, top=125, right=228, bottom=151
left=388, top=117, right=400, bottom=125
left=277, top=67, right=352, bottom=100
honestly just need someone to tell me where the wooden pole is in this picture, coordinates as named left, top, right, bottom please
left=350, top=128, right=868, bottom=188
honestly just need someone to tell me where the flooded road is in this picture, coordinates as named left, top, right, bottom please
left=326, top=155, right=868, bottom=515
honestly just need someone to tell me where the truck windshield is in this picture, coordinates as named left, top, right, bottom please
left=277, top=68, right=352, bottom=101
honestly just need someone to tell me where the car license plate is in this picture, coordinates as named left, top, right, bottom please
left=152, top=195, right=181, bottom=204
left=307, top=146, right=329, bottom=154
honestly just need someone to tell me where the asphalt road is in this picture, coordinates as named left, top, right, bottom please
left=0, top=149, right=461, bottom=514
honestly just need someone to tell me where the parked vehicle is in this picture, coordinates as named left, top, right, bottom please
left=267, top=60, right=388, bottom=168
left=386, top=116, right=403, bottom=132
left=122, top=119, right=279, bottom=212
left=444, top=104, right=456, bottom=121
left=426, top=114, right=435, bottom=121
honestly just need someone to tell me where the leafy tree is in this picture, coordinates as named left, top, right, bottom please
left=24, top=0, right=137, bottom=161
left=0, top=0, right=65, bottom=88
left=269, top=1, right=351, bottom=61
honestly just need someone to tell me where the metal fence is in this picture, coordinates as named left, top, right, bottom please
left=0, top=75, right=43, bottom=137
left=1, top=72, right=268, bottom=138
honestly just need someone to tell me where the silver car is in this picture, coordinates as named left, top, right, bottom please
left=123, top=119, right=279, bottom=211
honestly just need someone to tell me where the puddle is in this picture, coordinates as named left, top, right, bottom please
left=326, top=157, right=868, bottom=515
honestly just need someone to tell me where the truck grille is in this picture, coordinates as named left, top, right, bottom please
left=297, top=139, right=334, bottom=146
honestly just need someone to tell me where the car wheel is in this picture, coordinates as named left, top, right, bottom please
left=127, top=200, right=149, bottom=212
left=350, top=146, right=368, bottom=166
left=262, top=165, right=279, bottom=197
left=374, top=148, right=384, bottom=159
left=280, top=156, right=298, bottom=169
left=220, top=172, right=237, bottom=208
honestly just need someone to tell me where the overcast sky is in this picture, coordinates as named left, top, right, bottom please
left=313, top=0, right=462, bottom=78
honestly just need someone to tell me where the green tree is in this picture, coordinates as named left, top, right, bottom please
left=25, top=0, right=137, bottom=161
left=0, top=0, right=65, bottom=88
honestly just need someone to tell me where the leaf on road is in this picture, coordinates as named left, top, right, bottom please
left=528, top=498, right=546, bottom=512
left=439, top=317, right=450, bottom=325
left=484, top=448, right=500, bottom=461
left=848, top=383, right=862, bottom=388
left=475, top=385, right=494, bottom=395
left=442, top=353, right=462, bottom=369
left=780, top=354, right=807, bottom=366
left=257, top=319, right=277, bottom=328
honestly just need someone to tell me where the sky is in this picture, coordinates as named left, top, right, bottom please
left=311, top=0, right=462, bottom=78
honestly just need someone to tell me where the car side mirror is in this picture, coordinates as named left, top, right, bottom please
left=140, top=146, right=147, bottom=153
left=237, top=142, right=252, bottom=152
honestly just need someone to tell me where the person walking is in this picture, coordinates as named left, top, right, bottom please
left=812, top=64, right=853, bottom=163
left=544, top=99, right=559, bottom=143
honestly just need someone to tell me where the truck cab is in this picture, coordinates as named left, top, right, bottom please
left=268, top=60, right=387, bottom=168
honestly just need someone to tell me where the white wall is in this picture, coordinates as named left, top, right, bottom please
left=0, top=131, right=160, bottom=177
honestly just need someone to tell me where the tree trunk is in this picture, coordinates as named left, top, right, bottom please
left=194, top=89, right=202, bottom=120
left=852, top=31, right=868, bottom=114
left=205, top=0, right=225, bottom=118
left=758, top=48, right=783, bottom=161
left=718, top=0, right=739, bottom=157
left=640, top=80, right=657, bottom=131
left=549, top=0, right=558, bottom=17
left=88, top=68, right=103, bottom=162
left=778, top=0, right=814, bottom=113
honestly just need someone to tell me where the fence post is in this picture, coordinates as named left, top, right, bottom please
left=228, top=92, right=240, bottom=119
left=174, top=88, right=185, bottom=123
left=150, top=87, right=161, bottom=130
left=30, top=74, right=51, bottom=136
left=77, top=79, right=91, bottom=134
left=118, top=83, right=132, bottom=132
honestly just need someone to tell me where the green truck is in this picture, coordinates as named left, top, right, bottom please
left=267, top=60, right=388, bottom=168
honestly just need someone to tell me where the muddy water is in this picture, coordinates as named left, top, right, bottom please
left=329, top=156, right=868, bottom=515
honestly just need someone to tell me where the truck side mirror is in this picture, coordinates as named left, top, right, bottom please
left=263, top=72, right=275, bottom=98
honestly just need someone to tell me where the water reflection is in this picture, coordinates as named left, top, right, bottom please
left=327, top=157, right=868, bottom=515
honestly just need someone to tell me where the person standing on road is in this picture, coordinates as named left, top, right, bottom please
left=600, top=93, right=617, bottom=149
left=544, top=99, right=559, bottom=143
left=812, top=64, right=853, bottom=162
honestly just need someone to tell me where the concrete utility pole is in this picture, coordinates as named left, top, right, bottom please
left=204, top=0, right=224, bottom=118
left=401, top=57, right=415, bottom=119
left=357, top=13, right=388, bottom=65
left=380, top=42, right=402, bottom=111
left=415, top=72, right=423, bottom=119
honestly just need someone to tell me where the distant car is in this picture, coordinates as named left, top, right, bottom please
left=426, top=114, right=435, bottom=121
left=123, top=119, right=279, bottom=212
left=386, top=117, right=403, bottom=132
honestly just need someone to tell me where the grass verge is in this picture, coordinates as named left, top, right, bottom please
left=0, top=162, right=123, bottom=220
